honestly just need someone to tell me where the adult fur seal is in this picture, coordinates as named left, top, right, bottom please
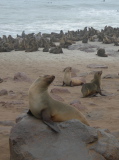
left=28, top=75, right=89, bottom=133
left=63, top=67, right=85, bottom=86
left=81, top=71, right=105, bottom=97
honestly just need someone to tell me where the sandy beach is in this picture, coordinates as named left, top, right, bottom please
left=0, top=41, right=119, bottom=160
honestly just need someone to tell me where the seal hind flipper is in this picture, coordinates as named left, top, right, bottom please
left=27, top=109, right=34, bottom=116
left=41, top=109, right=60, bottom=133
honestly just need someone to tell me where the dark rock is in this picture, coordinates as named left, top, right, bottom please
left=9, top=114, right=119, bottom=160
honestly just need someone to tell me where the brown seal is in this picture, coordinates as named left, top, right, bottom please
left=28, top=75, right=89, bottom=133
left=81, top=71, right=105, bottom=97
left=63, top=67, right=85, bottom=86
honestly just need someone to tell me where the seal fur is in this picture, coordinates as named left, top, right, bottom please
left=81, top=71, right=105, bottom=97
left=63, top=67, right=85, bottom=86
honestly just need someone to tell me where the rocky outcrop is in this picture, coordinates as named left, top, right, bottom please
left=9, top=114, right=119, bottom=160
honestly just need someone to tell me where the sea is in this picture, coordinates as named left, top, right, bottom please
left=0, top=0, right=119, bottom=37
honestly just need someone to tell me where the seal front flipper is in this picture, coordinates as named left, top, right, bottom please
left=41, top=109, right=60, bottom=133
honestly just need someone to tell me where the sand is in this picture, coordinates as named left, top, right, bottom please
left=0, top=41, right=119, bottom=160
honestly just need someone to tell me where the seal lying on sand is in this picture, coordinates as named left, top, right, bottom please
left=63, top=67, right=85, bottom=86
left=28, top=75, right=89, bottom=133
left=81, top=71, right=105, bottom=97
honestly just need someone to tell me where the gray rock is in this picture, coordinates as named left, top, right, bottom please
left=50, top=94, right=64, bottom=102
left=14, top=72, right=31, bottom=82
left=103, top=74, right=119, bottom=79
left=87, top=64, right=108, bottom=69
left=0, top=120, right=15, bottom=126
left=9, top=114, right=119, bottom=160
left=50, top=88, right=70, bottom=94
left=70, top=100, right=87, bottom=111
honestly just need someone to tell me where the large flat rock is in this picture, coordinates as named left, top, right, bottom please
left=9, top=114, right=119, bottom=160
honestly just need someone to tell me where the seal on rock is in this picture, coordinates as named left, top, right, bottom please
left=63, top=67, right=85, bottom=86
left=28, top=75, right=89, bottom=132
left=81, top=71, right=105, bottom=97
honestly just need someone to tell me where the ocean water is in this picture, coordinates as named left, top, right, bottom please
left=0, top=0, right=119, bottom=37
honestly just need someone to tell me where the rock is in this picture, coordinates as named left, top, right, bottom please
left=0, top=89, right=8, bottom=96
left=50, top=94, right=64, bottom=102
left=70, top=100, right=87, bottom=111
left=14, top=72, right=31, bottom=82
left=49, top=46, right=63, bottom=54
left=9, top=114, right=119, bottom=160
left=87, top=64, right=108, bottom=69
left=50, top=88, right=70, bottom=94
left=103, top=74, right=119, bottom=79
left=97, top=48, right=108, bottom=57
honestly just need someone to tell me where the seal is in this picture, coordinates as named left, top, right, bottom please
left=96, top=48, right=108, bottom=57
left=28, top=75, right=89, bottom=133
left=81, top=71, right=105, bottom=97
left=63, top=67, right=85, bottom=86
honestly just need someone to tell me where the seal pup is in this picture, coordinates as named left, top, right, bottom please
left=63, top=67, right=85, bottom=87
left=81, top=71, right=105, bottom=98
left=28, top=75, right=89, bottom=133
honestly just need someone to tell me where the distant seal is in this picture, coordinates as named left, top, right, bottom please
left=63, top=67, right=85, bottom=86
left=97, top=48, right=108, bottom=57
left=81, top=71, right=105, bottom=97
left=28, top=75, right=89, bottom=132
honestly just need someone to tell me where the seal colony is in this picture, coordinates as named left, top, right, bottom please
left=28, top=75, right=89, bottom=132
